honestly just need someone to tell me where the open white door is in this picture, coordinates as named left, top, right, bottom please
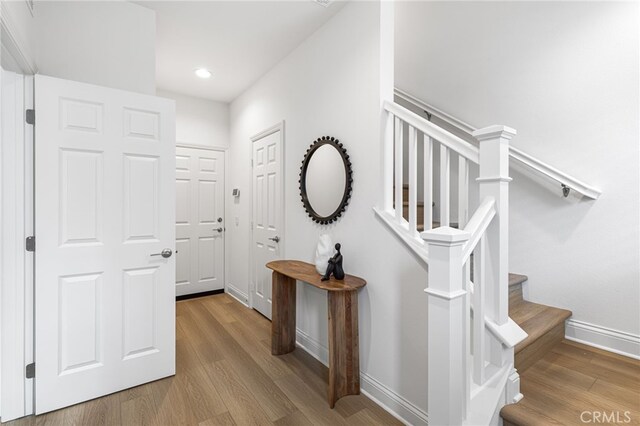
left=34, top=75, right=176, bottom=414
left=251, top=123, right=284, bottom=319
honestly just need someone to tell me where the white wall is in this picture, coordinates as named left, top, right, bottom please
left=396, top=2, right=640, bottom=344
left=228, top=2, right=429, bottom=423
left=35, top=1, right=156, bottom=94
left=156, top=90, right=229, bottom=148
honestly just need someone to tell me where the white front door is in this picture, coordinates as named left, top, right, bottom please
left=175, top=146, right=225, bottom=296
left=251, top=123, right=284, bottom=319
left=34, top=75, right=176, bottom=414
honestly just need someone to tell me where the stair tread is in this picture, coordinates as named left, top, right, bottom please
left=510, top=300, right=572, bottom=354
left=509, top=273, right=528, bottom=287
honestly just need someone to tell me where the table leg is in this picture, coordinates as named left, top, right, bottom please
left=271, top=271, right=296, bottom=355
left=327, top=290, right=360, bottom=408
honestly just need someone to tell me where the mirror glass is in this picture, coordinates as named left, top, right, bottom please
left=305, top=145, right=346, bottom=217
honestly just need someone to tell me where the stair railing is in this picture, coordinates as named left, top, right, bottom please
left=375, top=101, right=478, bottom=262
left=375, top=101, right=527, bottom=425
left=394, top=88, right=602, bottom=200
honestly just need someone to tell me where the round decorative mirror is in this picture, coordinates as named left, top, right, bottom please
left=299, top=136, right=353, bottom=224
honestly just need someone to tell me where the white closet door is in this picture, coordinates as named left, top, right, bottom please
left=175, top=146, right=225, bottom=296
left=251, top=124, right=284, bottom=319
left=34, top=74, right=176, bottom=414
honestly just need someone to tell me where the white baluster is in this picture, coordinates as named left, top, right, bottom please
left=463, top=259, right=471, bottom=419
left=424, top=136, right=433, bottom=231
left=395, top=117, right=404, bottom=223
left=383, top=112, right=394, bottom=213
left=473, top=235, right=486, bottom=385
left=408, top=126, right=418, bottom=234
left=440, top=144, right=450, bottom=227
left=458, top=156, right=469, bottom=228
left=422, top=227, right=470, bottom=426
left=473, top=125, right=516, bottom=367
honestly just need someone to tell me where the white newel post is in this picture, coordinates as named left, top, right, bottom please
left=472, top=125, right=516, bottom=368
left=423, top=227, right=470, bottom=426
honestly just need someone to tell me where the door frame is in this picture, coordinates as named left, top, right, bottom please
left=1, top=69, right=34, bottom=423
left=248, top=121, right=285, bottom=312
left=175, top=143, right=228, bottom=298
left=0, top=3, right=36, bottom=419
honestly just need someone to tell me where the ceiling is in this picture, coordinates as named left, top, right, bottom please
left=136, top=1, right=346, bottom=103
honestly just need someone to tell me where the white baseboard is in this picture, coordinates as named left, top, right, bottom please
left=360, top=371, right=428, bottom=426
left=565, top=319, right=640, bottom=360
left=295, top=329, right=329, bottom=363
left=225, top=283, right=248, bottom=306
left=295, top=329, right=428, bottom=426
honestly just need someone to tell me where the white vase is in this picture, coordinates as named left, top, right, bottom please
left=315, top=234, right=335, bottom=275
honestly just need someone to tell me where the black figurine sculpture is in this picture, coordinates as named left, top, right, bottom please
left=321, top=243, right=345, bottom=281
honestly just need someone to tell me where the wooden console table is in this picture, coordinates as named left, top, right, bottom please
left=266, top=260, right=366, bottom=408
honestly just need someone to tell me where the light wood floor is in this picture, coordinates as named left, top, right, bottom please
left=5, top=294, right=400, bottom=426
left=504, top=339, right=640, bottom=425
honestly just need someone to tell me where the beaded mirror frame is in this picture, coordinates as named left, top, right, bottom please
left=299, top=136, right=353, bottom=224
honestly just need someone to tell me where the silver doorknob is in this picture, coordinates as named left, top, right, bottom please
left=268, top=236, right=280, bottom=243
left=215, top=227, right=223, bottom=233
left=151, top=248, right=173, bottom=258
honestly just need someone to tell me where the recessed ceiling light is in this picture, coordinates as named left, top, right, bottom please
left=195, top=68, right=212, bottom=79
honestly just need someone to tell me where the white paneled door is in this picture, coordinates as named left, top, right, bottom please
left=34, top=75, right=176, bottom=414
left=251, top=124, right=284, bottom=319
left=175, top=146, right=225, bottom=296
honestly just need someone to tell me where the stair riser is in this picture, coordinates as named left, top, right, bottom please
left=515, top=322, right=565, bottom=373
left=509, top=284, right=523, bottom=306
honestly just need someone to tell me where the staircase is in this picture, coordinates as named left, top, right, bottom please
left=376, top=100, right=527, bottom=425
left=449, top=251, right=640, bottom=425
left=502, top=275, right=639, bottom=424
left=508, top=275, right=572, bottom=374
left=375, top=97, right=609, bottom=425
left=377, top=94, right=632, bottom=426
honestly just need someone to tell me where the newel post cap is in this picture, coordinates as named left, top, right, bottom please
left=472, top=125, right=517, bottom=141
left=421, top=226, right=470, bottom=245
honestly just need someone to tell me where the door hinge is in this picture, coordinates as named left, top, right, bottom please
left=26, top=363, right=35, bottom=379
left=26, top=236, right=35, bottom=252
left=26, top=109, right=35, bottom=125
